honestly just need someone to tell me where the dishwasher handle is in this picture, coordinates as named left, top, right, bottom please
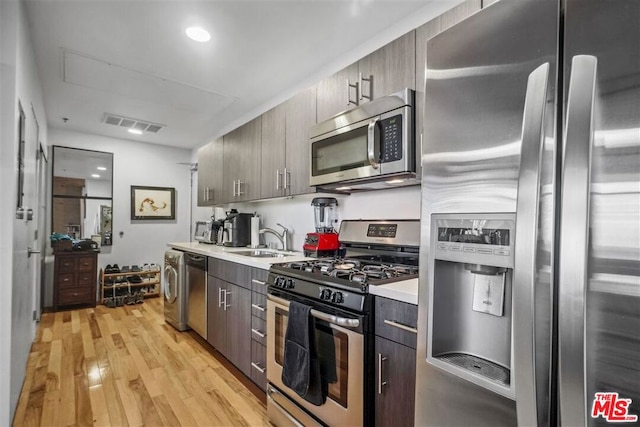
left=184, top=252, right=206, bottom=269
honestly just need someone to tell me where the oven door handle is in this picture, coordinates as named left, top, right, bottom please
left=268, top=294, right=360, bottom=329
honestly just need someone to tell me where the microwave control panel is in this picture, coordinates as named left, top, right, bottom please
left=381, top=115, right=403, bottom=163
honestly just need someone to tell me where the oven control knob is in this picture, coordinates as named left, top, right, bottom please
left=320, top=288, right=332, bottom=301
left=331, top=291, right=344, bottom=304
left=285, top=278, right=295, bottom=289
left=274, top=276, right=285, bottom=287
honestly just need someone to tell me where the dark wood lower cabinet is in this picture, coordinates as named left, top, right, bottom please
left=226, top=282, right=252, bottom=377
left=207, top=276, right=227, bottom=354
left=375, top=335, right=416, bottom=427
left=206, top=267, right=253, bottom=379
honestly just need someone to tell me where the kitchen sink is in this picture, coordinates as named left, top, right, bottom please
left=233, top=250, right=295, bottom=258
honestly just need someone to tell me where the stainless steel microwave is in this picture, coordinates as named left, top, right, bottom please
left=309, top=88, right=417, bottom=191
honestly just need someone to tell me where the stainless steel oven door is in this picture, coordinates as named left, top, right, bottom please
left=266, top=294, right=364, bottom=427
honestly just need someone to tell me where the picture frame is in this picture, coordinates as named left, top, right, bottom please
left=130, top=186, right=175, bottom=220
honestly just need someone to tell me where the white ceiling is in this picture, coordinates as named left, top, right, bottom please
left=25, top=0, right=459, bottom=150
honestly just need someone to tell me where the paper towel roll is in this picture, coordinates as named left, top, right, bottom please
left=251, top=216, right=260, bottom=248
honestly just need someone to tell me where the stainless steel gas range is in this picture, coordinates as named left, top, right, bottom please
left=265, top=219, right=419, bottom=427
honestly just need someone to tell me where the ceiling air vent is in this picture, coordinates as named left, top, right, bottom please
left=102, top=113, right=165, bottom=134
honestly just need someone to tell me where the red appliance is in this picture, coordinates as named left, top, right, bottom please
left=303, top=197, right=340, bottom=257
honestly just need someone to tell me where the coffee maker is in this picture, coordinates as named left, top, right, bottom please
left=222, top=209, right=253, bottom=247
left=303, top=197, right=341, bottom=257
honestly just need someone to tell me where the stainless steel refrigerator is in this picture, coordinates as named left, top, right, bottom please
left=415, top=1, right=640, bottom=425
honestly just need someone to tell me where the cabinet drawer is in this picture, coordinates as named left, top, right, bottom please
left=58, top=258, right=76, bottom=273
left=251, top=268, right=268, bottom=295
left=250, top=340, right=267, bottom=391
left=251, top=292, right=267, bottom=320
left=56, top=273, right=75, bottom=288
left=58, top=287, right=94, bottom=305
left=251, top=316, right=267, bottom=346
left=209, top=258, right=252, bottom=288
left=77, top=256, right=95, bottom=272
left=77, top=273, right=95, bottom=287
left=375, top=297, right=418, bottom=349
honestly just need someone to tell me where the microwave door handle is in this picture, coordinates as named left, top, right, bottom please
left=367, top=117, right=380, bottom=169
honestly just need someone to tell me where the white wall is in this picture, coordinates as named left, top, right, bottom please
left=45, top=129, right=193, bottom=306
left=197, top=186, right=421, bottom=250
left=1, top=0, right=49, bottom=422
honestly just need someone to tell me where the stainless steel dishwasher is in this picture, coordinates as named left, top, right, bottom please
left=185, top=252, right=207, bottom=338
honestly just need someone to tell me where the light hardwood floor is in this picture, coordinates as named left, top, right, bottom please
left=13, top=298, right=269, bottom=426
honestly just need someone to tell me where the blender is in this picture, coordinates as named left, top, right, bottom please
left=303, top=197, right=341, bottom=257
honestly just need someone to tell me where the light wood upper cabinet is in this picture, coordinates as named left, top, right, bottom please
left=260, top=86, right=317, bottom=198
left=199, top=2, right=486, bottom=206
left=260, top=105, right=286, bottom=199
left=284, top=86, right=316, bottom=196
left=224, top=117, right=262, bottom=202
left=316, top=31, right=416, bottom=123
left=358, top=30, right=416, bottom=103
left=197, top=137, right=224, bottom=206
left=316, top=63, right=359, bottom=123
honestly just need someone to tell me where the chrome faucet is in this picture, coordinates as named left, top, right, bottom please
left=259, top=223, right=289, bottom=251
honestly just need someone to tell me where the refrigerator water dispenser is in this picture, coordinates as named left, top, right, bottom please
left=427, top=213, right=516, bottom=399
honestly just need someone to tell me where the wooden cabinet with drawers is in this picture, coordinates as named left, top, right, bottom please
left=374, top=296, right=418, bottom=427
left=53, top=251, right=98, bottom=311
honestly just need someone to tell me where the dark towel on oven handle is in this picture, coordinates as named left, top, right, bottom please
left=281, top=301, right=325, bottom=406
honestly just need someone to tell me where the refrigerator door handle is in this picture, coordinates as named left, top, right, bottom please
left=558, top=55, right=597, bottom=427
left=513, top=62, right=550, bottom=426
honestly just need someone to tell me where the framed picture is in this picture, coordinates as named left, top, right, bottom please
left=130, top=186, right=175, bottom=220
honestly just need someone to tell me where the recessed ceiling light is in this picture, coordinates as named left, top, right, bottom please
left=186, top=26, right=211, bottom=42
left=91, top=174, right=100, bottom=178
left=128, top=128, right=143, bottom=135
left=335, top=186, right=351, bottom=191
left=97, top=166, right=107, bottom=171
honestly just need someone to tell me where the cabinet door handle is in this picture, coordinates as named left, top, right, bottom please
left=251, top=279, right=266, bottom=286
left=251, top=362, right=266, bottom=373
left=359, top=72, right=372, bottom=101
left=218, top=287, right=223, bottom=308
left=236, top=180, right=244, bottom=196
left=251, top=303, right=266, bottom=312
left=346, top=79, right=359, bottom=106
left=251, top=328, right=266, bottom=338
left=276, top=169, right=282, bottom=190
left=224, top=290, right=230, bottom=310
left=378, top=353, right=388, bottom=394
left=383, top=319, right=418, bottom=334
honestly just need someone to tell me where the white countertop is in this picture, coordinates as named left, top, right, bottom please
left=167, top=241, right=312, bottom=270
left=368, top=278, right=419, bottom=305
left=168, top=241, right=419, bottom=304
